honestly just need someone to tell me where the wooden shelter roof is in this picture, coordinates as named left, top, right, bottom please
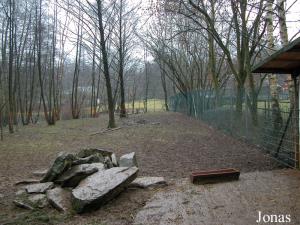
left=252, top=37, right=300, bottom=75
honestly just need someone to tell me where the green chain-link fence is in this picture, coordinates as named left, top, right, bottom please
left=169, top=89, right=297, bottom=167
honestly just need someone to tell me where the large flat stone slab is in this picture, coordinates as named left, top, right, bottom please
left=25, top=182, right=54, bottom=194
left=119, top=152, right=138, bottom=167
left=47, top=187, right=71, bottom=212
left=72, top=167, right=138, bottom=213
left=130, top=177, right=167, bottom=188
left=55, top=163, right=105, bottom=187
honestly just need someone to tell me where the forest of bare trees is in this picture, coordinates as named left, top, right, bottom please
left=0, top=0, right=299, bottom=138
left=0, top=0, right=167, bottom=137
left=146, top=0, right=297, bottom=126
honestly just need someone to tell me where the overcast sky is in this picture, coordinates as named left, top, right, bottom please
left=62, top=0, right=300, bottom=61
left=285, top=0, right=300, bottom=40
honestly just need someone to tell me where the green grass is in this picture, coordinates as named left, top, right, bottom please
left=209, top=100, right=291, bottom=112
left=125, top=99, right=166, bottom=112
left=79, top=99, right=166, bottom=116
left=257, top=100, right=290, bottom=111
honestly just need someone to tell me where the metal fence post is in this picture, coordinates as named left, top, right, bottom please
left=230, top=89, right=233, bottom=134
left=245, top=90, right=248, bottom=139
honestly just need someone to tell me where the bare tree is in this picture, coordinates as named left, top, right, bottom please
left=157, top=0, right=271, bottom=123
left=266, top=0, right=283, bottom=132
left=71, top=10, right=83, bottom=119
left=8, top=0, right=16, bottom=133
left=96, top=0, right=116, bottom=127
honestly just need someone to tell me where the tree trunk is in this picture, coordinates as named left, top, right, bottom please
left=118, top=0, right=126, bottom=118
left=71, top=17, right=82, bottom=120
left=236, top=82, right=244, bottom=118
left=8, top=0, right=15, bottom=133
left=266, top=0, right=283, bottom=131
left=248, top=73, right=259, bottom=126
left=37, top=0, right=51, bottom=124
left=277, top=0, right=288, bottom=45
left=160, top=68, right=169, bottom=111
left=97, top=0, right=116, bottom=128
left=144, top=50, right=149, bottom=113
left=119, top=66, right=126, bottom=117
left=90, top=36, right=96, bottom=118
left=207, top=0, right=219, bottom=107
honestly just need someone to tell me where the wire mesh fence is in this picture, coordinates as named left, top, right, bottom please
left=169, top=89, right=299, bottom=168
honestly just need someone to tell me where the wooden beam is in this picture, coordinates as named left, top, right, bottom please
left=190, top=168, right=240, bottom=184
left=253, top=67, right=300, bottom=75
left=252, top=68, right=294, bottom=74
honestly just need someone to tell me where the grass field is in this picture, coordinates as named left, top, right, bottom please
left=125, top=99, right=166, bottom=112
left=70, top=99, right=166, bottom=119
left=257, top=100, right=290, bottom=111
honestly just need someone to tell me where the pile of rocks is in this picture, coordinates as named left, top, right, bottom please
left=13, top=148, right=167, bottom=214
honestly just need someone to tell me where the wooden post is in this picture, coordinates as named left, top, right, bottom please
left=292, top=73, right=299, bottom=168
left=294, top=74, right=300, bottom=168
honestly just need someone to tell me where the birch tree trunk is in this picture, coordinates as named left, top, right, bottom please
left=277, top=0, right=288, bottom=45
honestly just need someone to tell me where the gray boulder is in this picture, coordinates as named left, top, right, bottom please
left=13, top=200, right=34, bottom=210
left=104, top=157, right=114, bottom=169
left=130, top=177, right=167, bottom=188
left=28, top=194, right=48, bottom=208
left=119, top=152, right=138, bottom=167
left=46, top=187, right=71, bottom=212
left=76, top=148, right=113, bottom=159
left=111, top=153, right=118, bottom=167
left=55, top=163, right=105, bottom=187
left=41, top=152, right=77, bottom=182
left=25, top=182, right=54, bottom=194
left=14, top=193, right=48, bottom=210
left=15, top=189, right=26, bottom=196
left=72, top=154, right=105, bottom=166
left=72, top=167, right=138, bottom=213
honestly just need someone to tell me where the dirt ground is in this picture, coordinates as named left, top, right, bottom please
left=134, top=169, right=300, bottom=225
left=0, top=112, right=283, bottom=225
